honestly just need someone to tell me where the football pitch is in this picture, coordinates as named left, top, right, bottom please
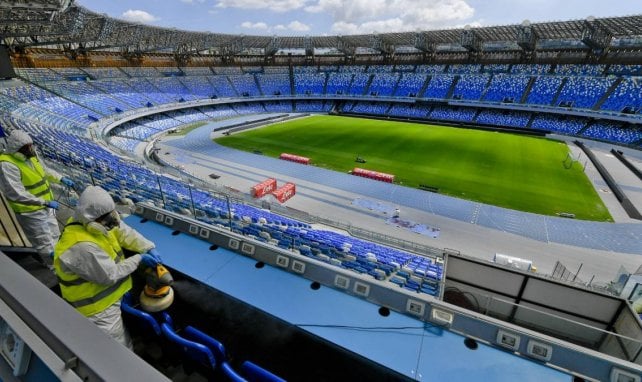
left=215, top=115, right=612, bottom=221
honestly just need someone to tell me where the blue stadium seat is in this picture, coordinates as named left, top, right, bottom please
left=182, top=326, right=285, bottom=382
left=240, top=360, right=286, bottom=382
left=121, top=292, right=161, bottom=337
left=180, top=326, right=242, bottom=381
left=160, top=319, right=219, bottom=376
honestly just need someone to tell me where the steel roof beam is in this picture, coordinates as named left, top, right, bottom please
left=0, top=3, right=640, bottom=55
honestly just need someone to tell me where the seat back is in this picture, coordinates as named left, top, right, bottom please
left=183, top=326, right=246, bottom=382
left=181, top=326, right=285, bottom=381
left=120, top=292, right=161, bottom=336
left=183, top=326, right=226, bottom=360
left=160, top=323, right=217, bottom=370
left=241, top=361, right=286, bottom=382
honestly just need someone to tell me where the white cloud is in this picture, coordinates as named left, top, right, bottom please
left=240, top=21, right=269, bottom=30
left=330, top=21, right=359, bottom=35
left=287, top=20, right=311, bottom=32
left=216, top=0, right=309, bottom=12
left=121, top=9, right=159, bottom=24
left=307, top=0, right=475, bottom=33
left=332, top=18, right=405, bottom=34
left=179, top=0, right=205, bottom=3
left=240, top=20, right=311, bottom=33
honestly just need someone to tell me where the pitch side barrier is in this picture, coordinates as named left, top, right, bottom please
left=575, top=141, right=642, bottom=220
left=611, top=149, right=642, bottom=182
left=339, top=111, right=548, bottom=137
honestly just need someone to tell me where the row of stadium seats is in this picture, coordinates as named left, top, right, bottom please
left=6, top=67, right=642, bottom=129
left=26, top=63, right=637, bottom=80
left=121, top=293, right=285, bottom=381
left=17, top=63, right=642, bottom=82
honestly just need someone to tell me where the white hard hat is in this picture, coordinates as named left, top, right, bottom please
left=74, top=186, right=116, bottom=224
left=5, top=130, right=33, bottom=154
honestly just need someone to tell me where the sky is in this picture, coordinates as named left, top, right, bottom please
left=75, top=0, right=640, bottom=36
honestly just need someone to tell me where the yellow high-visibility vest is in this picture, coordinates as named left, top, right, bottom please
left=0, top=153, right=53, bottom=213
left=54, top=222, right=132, bottom=317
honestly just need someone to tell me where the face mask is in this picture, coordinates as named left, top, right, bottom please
left=97, top=210, right=121, bottom=231
left=86, top=221, right=109, bottom=236
left=86, top=210, right=121, bottom=236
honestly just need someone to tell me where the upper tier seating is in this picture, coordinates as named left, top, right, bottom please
left=555, top=64, right=605, bottom=76
left=393, top=73, right=428, bottom=97
left=227, top=75, right=261, bottom=97
left=525, top=76, right=564, bottom=106
left=349, top=73, right=371, bottom=96
left=368, top=73, right=400, bottom=96
left=2, top=64, right=639, bottom=150
left=483, top=74, right=530, bottom=103
left=452, top=74, right=490, bottom=100
left=556, top=76, right=615, bottom=109
left=294, top=72, right=326, bottom=95
left=510, top=64, right=551, bottom=75
left=256, top=74, right=291, bottom=96
left=423, top=74, right=456, bottom=99
left=325, top=72, right=353, bottom=95
left=601, top=78, right=642, bottom=113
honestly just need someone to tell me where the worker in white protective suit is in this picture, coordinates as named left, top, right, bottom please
left=0, top=130, right=75, bottom=266
left=53, top=186, right=162, bottom=348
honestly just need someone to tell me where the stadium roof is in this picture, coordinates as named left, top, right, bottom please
left=1, top=0, right=641, bottom=58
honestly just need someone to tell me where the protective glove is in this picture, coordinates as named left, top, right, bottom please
left=147, top=248, right=162, bottom=263
left=140, top=253, right=160, bottom=268
left=60, top=177, right=74, bottom=187
left=45, top=200, right=59, bottom=209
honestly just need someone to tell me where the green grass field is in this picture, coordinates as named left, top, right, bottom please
left=215, top=115, right=612, bottom=221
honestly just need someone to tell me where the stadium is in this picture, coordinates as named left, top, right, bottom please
left=0, top=0, right=641, bottom=381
